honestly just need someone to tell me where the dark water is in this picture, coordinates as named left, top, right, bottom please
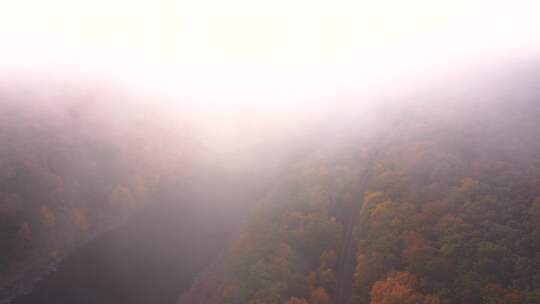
left=12, top=177, right=253, bottom=304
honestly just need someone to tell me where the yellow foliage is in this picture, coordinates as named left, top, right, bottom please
left=287, top=297, right=309, bottom=304
left=364, top=192, right=386, bottom=208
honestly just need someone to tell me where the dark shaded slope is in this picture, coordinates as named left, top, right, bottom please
left=0, top=86, right=197, bottom=302
left=11, top=171, right=257, bottom=304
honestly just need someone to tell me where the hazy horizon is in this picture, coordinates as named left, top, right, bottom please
left=2, top=0, right=540, bottom=108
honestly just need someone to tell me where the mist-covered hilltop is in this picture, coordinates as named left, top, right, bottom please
left=0, top=83, right=203, bottom=300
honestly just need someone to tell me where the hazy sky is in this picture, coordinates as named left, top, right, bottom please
left=1, top=0, right=540, bottom=105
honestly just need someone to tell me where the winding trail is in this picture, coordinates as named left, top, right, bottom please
left=334, top=197, right=362, bottom=304
left=334, top=144, right=380, bottom=304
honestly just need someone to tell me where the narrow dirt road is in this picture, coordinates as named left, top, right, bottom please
left=334, top=145, right=379, bottom=304
left=334, top=198, right=362, bottom=304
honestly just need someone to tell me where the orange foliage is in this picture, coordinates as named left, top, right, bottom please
left=457, top=177, right=479, bottom=192
left=311, top=287, right=332, bottom=304
left=370, top=272, right=439, bottom=304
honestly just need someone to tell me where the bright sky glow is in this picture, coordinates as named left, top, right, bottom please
left=1, top=0, right=540, bottom=106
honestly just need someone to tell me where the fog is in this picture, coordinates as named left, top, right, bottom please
left=2, top=1, right=540, bottom=304
left=2, top=0, right=539, bottom=160
left=2, top=0, right=540, bottom=104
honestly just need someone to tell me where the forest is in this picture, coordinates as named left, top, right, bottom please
left=179, top=66, right=540, bottom=304
left=1, top=63, right=540, bottom=304
left=0, top=85, right=200, bottom=300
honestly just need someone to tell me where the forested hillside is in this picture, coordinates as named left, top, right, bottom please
left=2, top=65, right=540, bottom=304
left=0, top=84, right=199, bottom=301
left=353, top=86, right=540, bottom=303
left=179, top=68, right=540, bottom=304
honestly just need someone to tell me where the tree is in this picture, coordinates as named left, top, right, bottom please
left=320, top=250, right=337, bottom=268
left=370, top=272, right=439, bottom=304
left=40, top=205, right=56, bottom=228
left=17, top=222, right=32, bottom=241
left=311, top=287, right=332, bottom=304
left=318, top=267, right=336, bottom=291
left=109, top=185, right=135, bottom=209
left=287, top=297, right=309, bottom=304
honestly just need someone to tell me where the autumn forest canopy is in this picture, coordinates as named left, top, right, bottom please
left=1, top=61, right=540, bottom=304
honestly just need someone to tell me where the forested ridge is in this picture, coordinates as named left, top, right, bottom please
left=2, top=66, right=540, bottom=304
left=0, top=80, right=328, bottom=303
left=180, top=70, right=540, bottom=304
left=352, top=94, right=540, bottom=304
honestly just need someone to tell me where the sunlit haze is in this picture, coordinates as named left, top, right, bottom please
left=2, top=0, right=540, bottom=107
left=3, top=2, right=540, bottom=304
